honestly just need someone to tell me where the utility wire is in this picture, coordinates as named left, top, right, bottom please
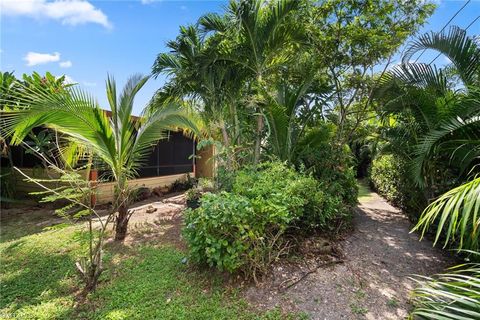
left=414, top=0, right=471, bottom=63
left=428, top=14, right=480, bottom=65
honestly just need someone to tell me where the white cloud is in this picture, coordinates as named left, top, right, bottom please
left=83, top=81, right=96, bottom=87
left=59, top=60, right=72, bottom=68
left=24, top=51, right=60, bottom=66
left=0, top=0, right=111, bottom=29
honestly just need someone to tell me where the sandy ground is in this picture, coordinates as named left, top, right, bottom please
left=244, top=192, right=455, bottom=320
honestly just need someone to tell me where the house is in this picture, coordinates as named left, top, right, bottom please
left=1, top=128, right=214, bottom=204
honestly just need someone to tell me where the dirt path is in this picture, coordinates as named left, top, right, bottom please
left=245, top=192, right=454, bottom=319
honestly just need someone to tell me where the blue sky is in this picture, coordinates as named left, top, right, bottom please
left=1, top=0, right=479, bottom=115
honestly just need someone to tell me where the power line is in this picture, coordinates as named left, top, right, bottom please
left=414, top=0, right=471, bottom=63
left=465, top=14, right=480, bottom=30
left=428, top=14, right=480, bottom=65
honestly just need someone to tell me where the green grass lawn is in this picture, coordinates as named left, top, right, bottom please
left=357, top=179, right=375, bottom=202
left=0, top=215, right=301, bottom=320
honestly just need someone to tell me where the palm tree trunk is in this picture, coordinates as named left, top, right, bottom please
left=114, top=204, right=129, bottom=241
left=114, top=179, right=129, bottom=242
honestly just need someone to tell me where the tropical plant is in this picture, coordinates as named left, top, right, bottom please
left=0, top=71, right=19, bottom=110
left=377, top=26, right=480, bottom=188
left=152, top=24, right=248, bottom=169
left=381, top=26, right=480, bottom=319
left=199, top=0, right=301, bottom=163
left=264, top=78, right=313, bottom=163
left=412, top=176, right=480, bottom=254
left=410, top=262, right=480, bottom=320
left=3, top=74, right=199, bottom=241
left=410, top=180, right=480, bottom=318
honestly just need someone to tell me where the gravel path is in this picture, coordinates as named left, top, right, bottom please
left=245, top=192, right=455, bottom=319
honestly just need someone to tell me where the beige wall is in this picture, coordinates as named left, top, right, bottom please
left=196, top=145, right=215, bottom=178
left=11, top=167, right=89, bottom=198
left=11, top=168, right=193, bottom=204
left=94, top=173, right=192, bottom=204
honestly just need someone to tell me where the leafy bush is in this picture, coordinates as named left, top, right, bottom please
left=183, top=162, right=354, bottom=278
left=369, top=154, right=404, bottom=203
left=184, top=192, right=257, bottom=273
left=232, top=162, right=348, bottom=229
left=296, top=138, right=358, bottom=208
left=369, top=154, right=426, bottom=219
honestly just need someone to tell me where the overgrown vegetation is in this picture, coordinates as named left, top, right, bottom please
left=369, top=154, right=425, bottom=219
left=368, top=26, right=480, bottom=318
left=4, top=0, right=479, bottom=318
left=184, top=162, right=353, bottom=280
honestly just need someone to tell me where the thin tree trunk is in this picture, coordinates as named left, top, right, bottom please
left=254, top=111, right=264, bottom=164
left=220, top=119, right=235, bottom=169
left=114, top=204, right=129, bottom=241
left=220, top=119, right=230, bottom=148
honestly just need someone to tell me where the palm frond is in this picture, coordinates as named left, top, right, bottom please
left=410, top=263, right=480, bottom=320
left=412, top=177, right=480, bottom=252
left=403, top=26, right=480, bottom=86
left=3, top=84, right=118, bottom=170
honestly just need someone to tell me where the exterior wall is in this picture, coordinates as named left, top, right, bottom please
left=10, top=167, right=89, bottom=198
left=94, top=173, right=193, bottom=204
left=11, top=167, right=193, bottom=204
left=196, top=145, right=215, bottom=178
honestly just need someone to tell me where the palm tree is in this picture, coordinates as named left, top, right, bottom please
left=264, top=78, right=313, bottom=163
left=199, top=0, right=301, bottom=163
left=3, top=74, right=199, bottom=241
left=376, top=26, right=480, bottom=319
left=377, top=26, right=480, bottom=189
left=152, top=25, right=243, bottom=152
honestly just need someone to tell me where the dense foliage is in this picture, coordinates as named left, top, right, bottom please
left=8, top=0, right=473, bottom=316
left=151, top=0, right=433, bottom=167
left=367, top=26, right=480, bottom=318
left=296, top=128, right=358, bottom=208
left=184, top=162, right=353, bottom=278
left=369, top=154, right=425, bottom=219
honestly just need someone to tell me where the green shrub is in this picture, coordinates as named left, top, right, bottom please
left=233, top=162, right=349, bottom=229
left=296, top=138, right=358, bottom=208
left=184, top=190, right=301, bottom=277
left=183, top=162, right=353, bottom=277
left=184, top=192, right=257, bottom=273
left=369, top=154, right=426, bottom=218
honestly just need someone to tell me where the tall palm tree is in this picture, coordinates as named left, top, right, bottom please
left=3, top=74, right=199, bottom=241
left=152, top=25, right=243, bottom=154
left=199, top=0, right=301, bottom=163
